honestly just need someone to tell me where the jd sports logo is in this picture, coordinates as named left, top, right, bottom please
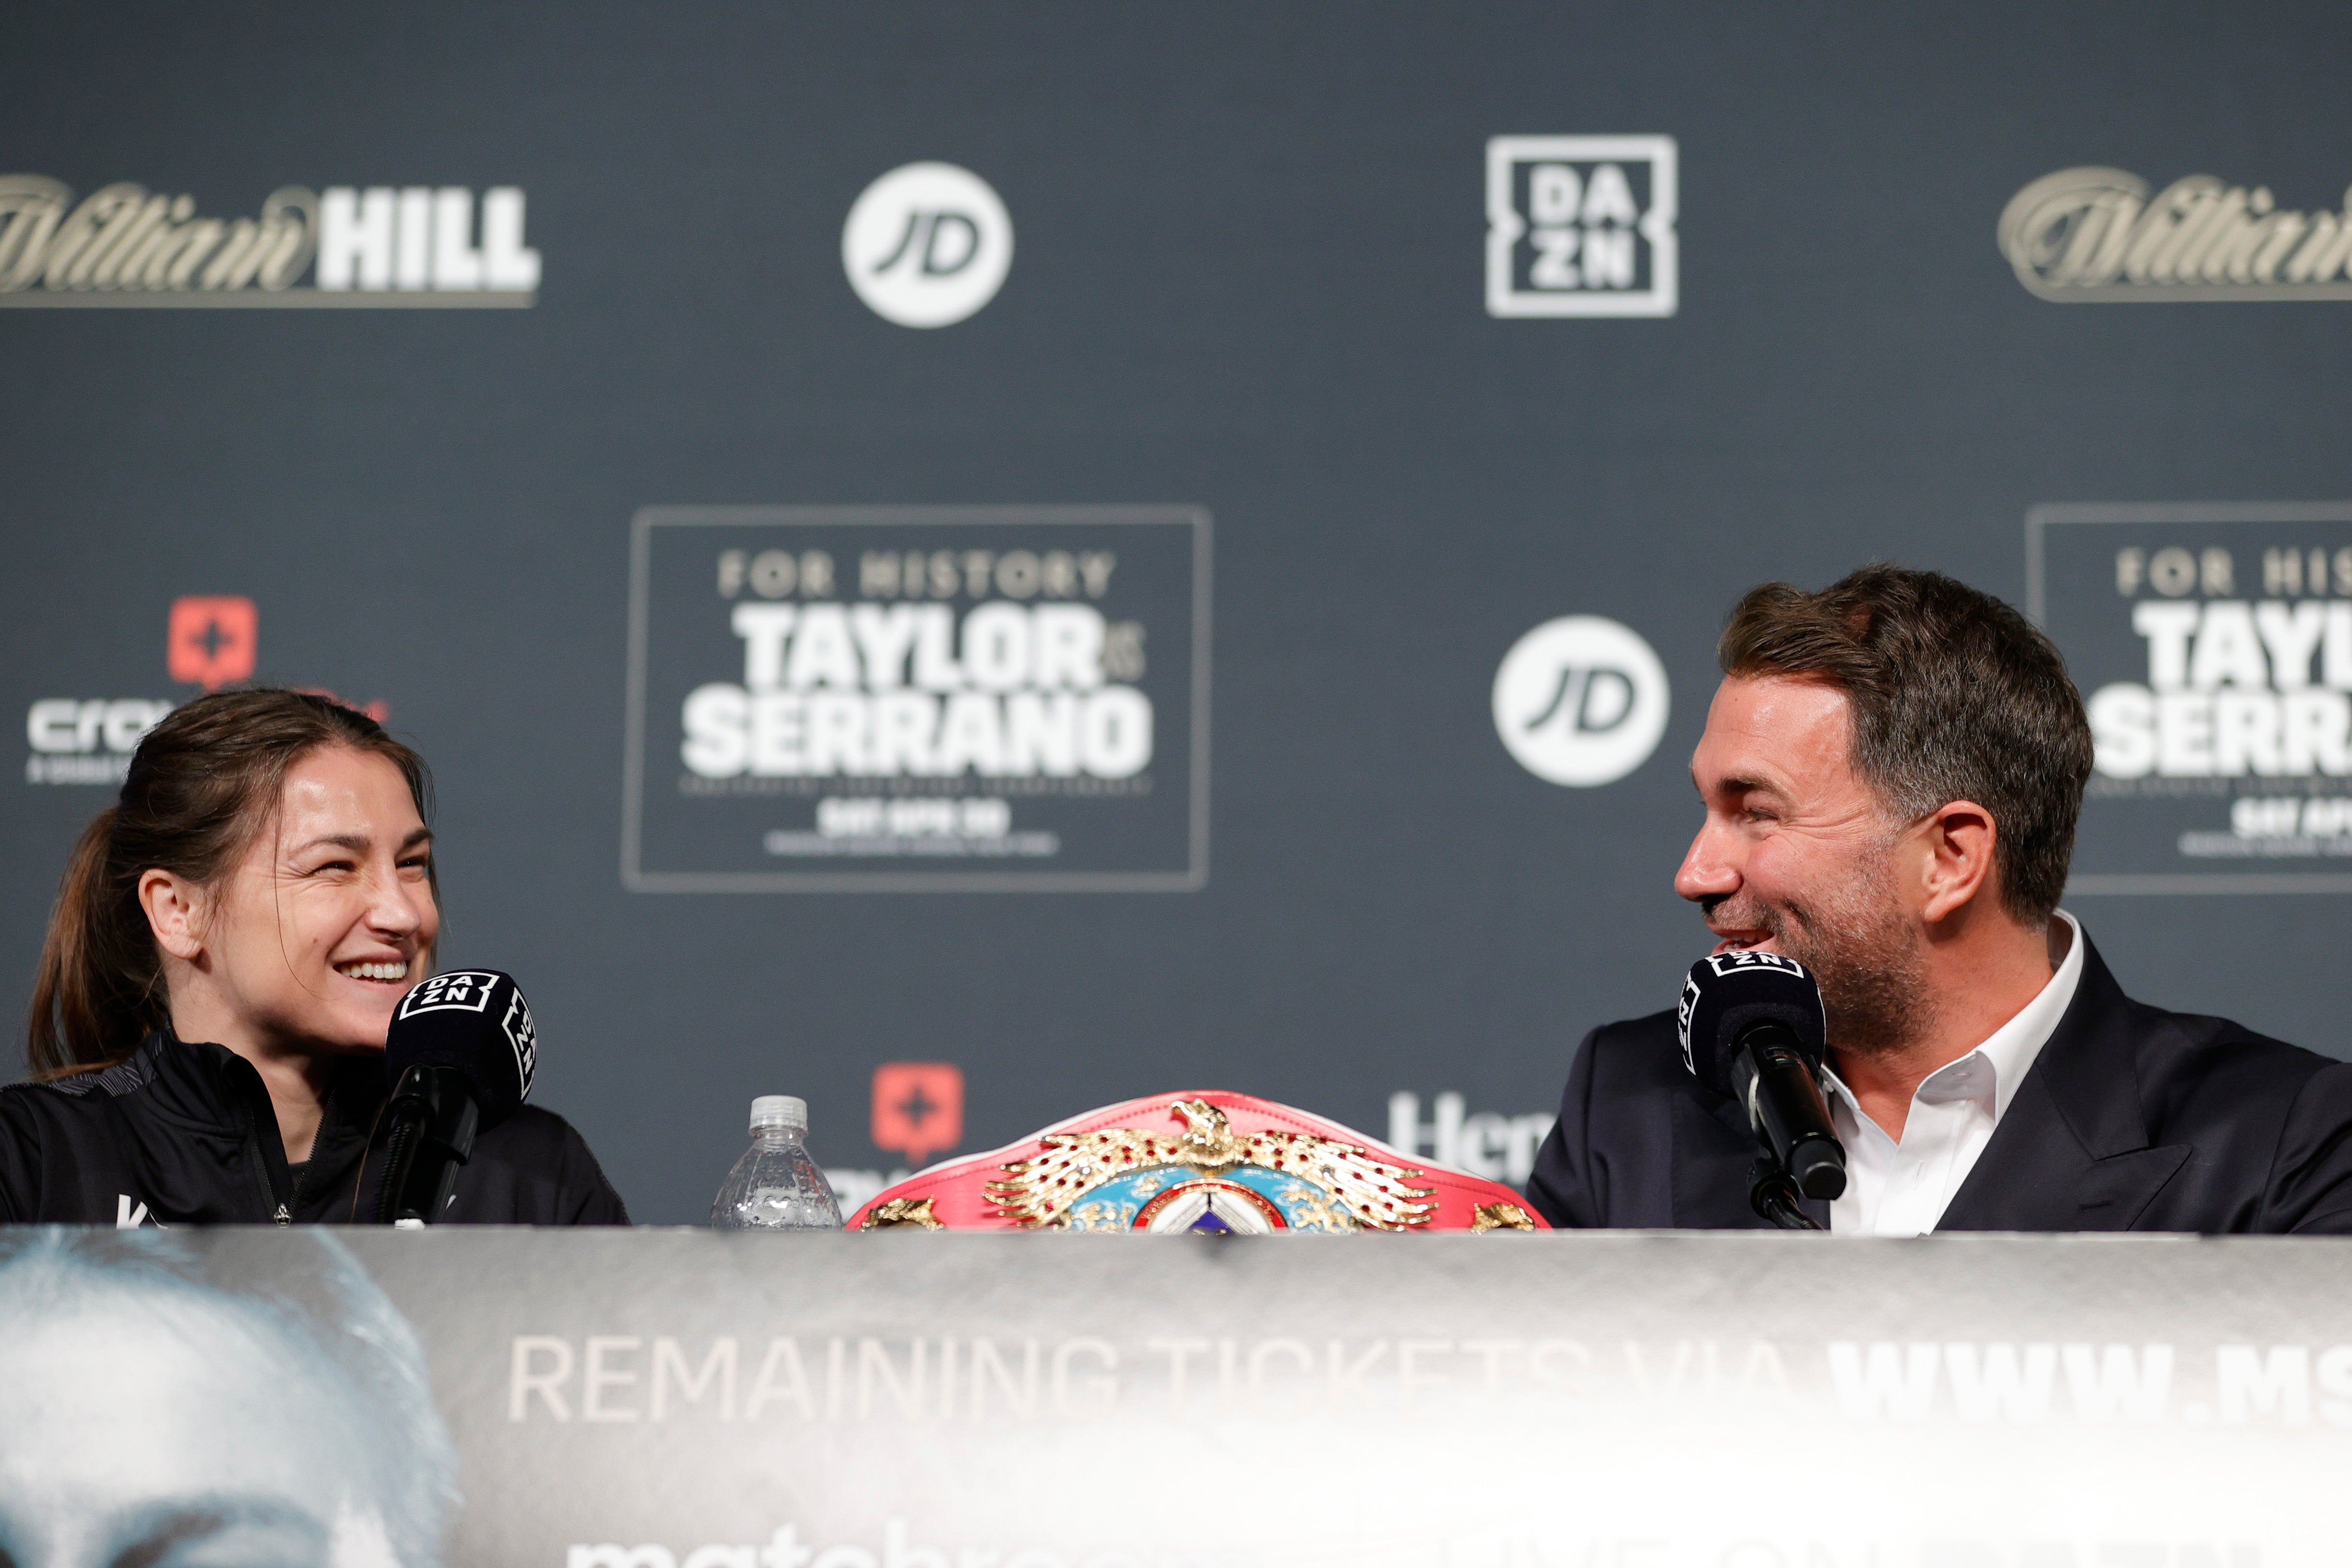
left=842, top=163, right=1012, bottom=328
left=1486, top=136, right=1678, bottom=318
left=1492, top=616, right=1670, bottom=786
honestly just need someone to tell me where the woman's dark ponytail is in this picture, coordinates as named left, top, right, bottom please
left=23, top=690, right=434, bottom=1079
left=25, top=808, right=143, bottom=1077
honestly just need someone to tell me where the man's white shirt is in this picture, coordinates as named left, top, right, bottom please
left=1823, top=910, right=2084, bottom=1237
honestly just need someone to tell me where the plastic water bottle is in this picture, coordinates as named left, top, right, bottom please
left=710, top=1096, right=843, bottom=1230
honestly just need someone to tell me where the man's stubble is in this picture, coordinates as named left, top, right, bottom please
left=1707, top=840, right=1933, bottom=1061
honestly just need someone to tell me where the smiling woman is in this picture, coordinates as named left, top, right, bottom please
left=2, top=690, right=628, bottom=1225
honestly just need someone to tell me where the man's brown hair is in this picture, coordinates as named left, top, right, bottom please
left=1718, top=564, right=2093, bottom=924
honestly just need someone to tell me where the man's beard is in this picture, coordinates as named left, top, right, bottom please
left=1703, top=856, right=1932, bottom=1058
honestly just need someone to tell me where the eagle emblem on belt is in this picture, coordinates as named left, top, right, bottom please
left=983, top=1098, right=1438, bottom=1233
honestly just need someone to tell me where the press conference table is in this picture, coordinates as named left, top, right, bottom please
left=15, top=1228, right=2348, bottom=1568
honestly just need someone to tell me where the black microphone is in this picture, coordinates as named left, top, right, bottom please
left=372, top=969, right=537, bottom=1225
left=1677, top=950, right=1847, bottom=1217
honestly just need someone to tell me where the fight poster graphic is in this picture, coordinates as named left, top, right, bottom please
left=624, top=506, right=1209, bottom=892
left=2030, top=503, right=2352, bottom=893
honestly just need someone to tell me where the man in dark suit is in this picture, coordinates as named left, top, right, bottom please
left=1526, top=565, right=2352, bottom=1234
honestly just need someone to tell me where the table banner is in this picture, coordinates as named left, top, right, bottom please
left=4, top=1227, right=2344, bottom=1568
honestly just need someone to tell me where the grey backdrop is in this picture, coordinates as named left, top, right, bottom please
left=7, top=1, right=2352, bottom=1223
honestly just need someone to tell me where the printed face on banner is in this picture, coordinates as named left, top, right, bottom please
left=0, top=1233, right=451, bottom=1568
left=625, top=507, right=1209, bottom=891
left=2032, top=505, right=2352, bottom=892
left=1485, top=136, right=1678, bottom=317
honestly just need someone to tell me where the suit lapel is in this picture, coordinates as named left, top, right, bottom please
left=1672, top=1085, right=1776, bottom=1228
left=1935, top=938, right=2190, bottom=1232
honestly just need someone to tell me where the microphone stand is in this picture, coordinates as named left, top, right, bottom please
left=1748, top=1158, right=1823, bottom=1230
left=1735, top=1032, right=1845, bottom=1231
left=370, top=1065, right=481, bottom=1225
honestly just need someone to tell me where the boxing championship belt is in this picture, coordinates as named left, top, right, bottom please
left=845, top=1090, right=1548, bottom=1234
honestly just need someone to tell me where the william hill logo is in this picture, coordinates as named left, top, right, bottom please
left=0, top=176, right=539, bottom=307
left=2000, top=167, right=2352, bottom=302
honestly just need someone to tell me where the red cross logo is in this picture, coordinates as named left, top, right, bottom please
left=871, top=1063, right=964, bottom=1168
left=167, top=597, right=257, bottom=690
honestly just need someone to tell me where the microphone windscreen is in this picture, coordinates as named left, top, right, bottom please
left=386, top=968, right=538, bottom=1130
left=1677, top=951, right=1828, bottom=1094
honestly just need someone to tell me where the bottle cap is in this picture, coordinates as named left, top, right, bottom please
left=749, top=1095, right=807, bottom=1133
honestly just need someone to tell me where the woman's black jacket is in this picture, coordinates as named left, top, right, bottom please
left=0, top=1029, right=629, bottom=1225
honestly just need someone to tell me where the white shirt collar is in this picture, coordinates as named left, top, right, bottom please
left=1823, top=909, right=2085, bottom=1132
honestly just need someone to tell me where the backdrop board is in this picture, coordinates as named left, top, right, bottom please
left=3, top=1227, right=2349, bottom=1568
left=7, top=3, right=2352, bottom=1222
left=624, top=506, right=1210, bottom=894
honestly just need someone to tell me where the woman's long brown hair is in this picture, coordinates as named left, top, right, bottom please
left=25, top=690, right=434, bottom=1080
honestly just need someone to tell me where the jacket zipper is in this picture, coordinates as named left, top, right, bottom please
left=243, top=1114, right=289, bottom=1224
left=227, top=1060, right=295, bottom=1224
left=281, top=1080, right=331, bottom=1225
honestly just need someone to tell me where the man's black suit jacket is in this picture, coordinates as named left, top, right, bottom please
left=1525, top=937, right=2352, bottom=1233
